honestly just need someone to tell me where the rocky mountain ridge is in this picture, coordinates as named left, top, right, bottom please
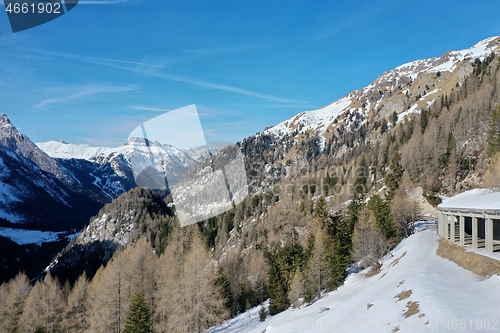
left=264, top=36, right=500, bottom=152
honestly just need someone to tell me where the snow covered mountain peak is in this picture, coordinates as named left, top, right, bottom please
left=263, top=36, right=500, bottom=150
left=37, top=135, right=202, bottom=192
left=0, top=115, right=74, bottom=184
left=0, top=114, right=22, bottom=140
left=0, top=113, right=13, bottom=127
left=394, top=36, right=499, bottom=78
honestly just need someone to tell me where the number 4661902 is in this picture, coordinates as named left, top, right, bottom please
left=5, top=2, right=62, bottom=14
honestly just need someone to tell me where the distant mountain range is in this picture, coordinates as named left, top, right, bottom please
left=0, top=114, right=224, bottom=280
left=0, top=113, right=232, bottom=243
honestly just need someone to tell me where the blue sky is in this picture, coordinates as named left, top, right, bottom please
left=1, top=0, right=500, bottom=147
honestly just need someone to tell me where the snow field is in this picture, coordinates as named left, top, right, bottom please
left=0, top=227, right=65, bottom=245
left=211, top=222, right=500, bottom=333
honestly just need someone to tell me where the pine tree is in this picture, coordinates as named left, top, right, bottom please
left=440, top=131, right=454, bottom=168
left=33, top=325, right=46, bottom=333
left=323, top=172, right=337, bottom=195
left=489, top=105, right=500, bottom=155
left=352, top=207, right=389, bottom=268
left=420, top=109, right=429, bottom=133
left=0, top=273, right=31, bottom=332
left=123, top=291, right=153, bottom=333
left=345, top=159, right=368, bottom=238
left=288, top=268, right=304, bottom=308
left=264, top=250, right=288, bottom=315
left=368, top=194, right=395, bottom=238
left=322, top=213, right=350, bottom=291
left=385, top=147, right=403, bottom=201
left=64, top=274, right=89, bottom=332
left=314, top=196, right=330, bottom=228
left=214, top=267, right=233, bottom=315
left=303, top=229, right=325, bottom=302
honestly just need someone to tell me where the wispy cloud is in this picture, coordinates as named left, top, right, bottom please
left=128, top=105, right=171, bottom=112
left=202, top=129, right=218, bottom=138
left=37, top=84, right=138, bottom=109
left=182, top=42, right=271, bottom=58
left=132, top=67, right=306, bottom=104
left=128, top=104, right=242, bottom=119
left=30, top=49, right=308, bottom=105
left=44, top=52, right=249, bottom=81
left=313, top=3, right=386, bottom=41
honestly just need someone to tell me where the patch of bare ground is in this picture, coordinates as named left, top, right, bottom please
left=394, top=289, right=412, bottom=301
left=365, top=265, right=382, bottom=277
left=398, top=280, right=405, bottom=286
left=404, top=301, right=420, bottom=318
left=379, top=272, right=387, bottom=279
left=437, top=239, right=500, bottom=276
left=390, top=251, right=407, bottom=267
left=392, top=327, right=400, bottom=333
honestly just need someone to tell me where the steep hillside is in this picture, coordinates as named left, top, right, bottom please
left=210, top=224, right=500, bottom=333
left=240, top=36, right=500, bottom=199
left=264, top=37, right=499, bottom=149
left=0, top=114, right=77, bottom=187
left=46, top=187, right=175, bottom=284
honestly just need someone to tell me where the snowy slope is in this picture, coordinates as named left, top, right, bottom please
left=36, top=141, right=119, bottom=160
left=395, top=36, right=498, bottom=78
left=438, top=188, right=500, bottom=211
left=211, top=223, right=500, bottom=333
left=0, top=144, right=72, bottom=222
left=0, top=227, right=65, bottom=245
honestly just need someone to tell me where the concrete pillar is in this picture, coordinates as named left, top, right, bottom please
left=459, top=215, right=465, bottom=246
left=485, top=217, right=494, bottom=252
left=443, top=214, right=449, bottom=239
left=472, top=217, right=478, bottom=249
left=437, top=212, right=443, bottom=236
left=449, top=215, right=455, bottom=242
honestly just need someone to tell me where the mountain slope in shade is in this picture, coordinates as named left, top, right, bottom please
left=0, top=142, right=101, bottom=231
left=0, top=116, right=105, bottom=282
left=0, top=115, right=105, bottom=232
left=0, top=114, right=77, bottom=186
left=263, top=36, right=500, bottom=149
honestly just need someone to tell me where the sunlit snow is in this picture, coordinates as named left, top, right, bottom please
left=0, top=227, right=64, bottom=244
left=210, top=222, right=500, bottom=333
